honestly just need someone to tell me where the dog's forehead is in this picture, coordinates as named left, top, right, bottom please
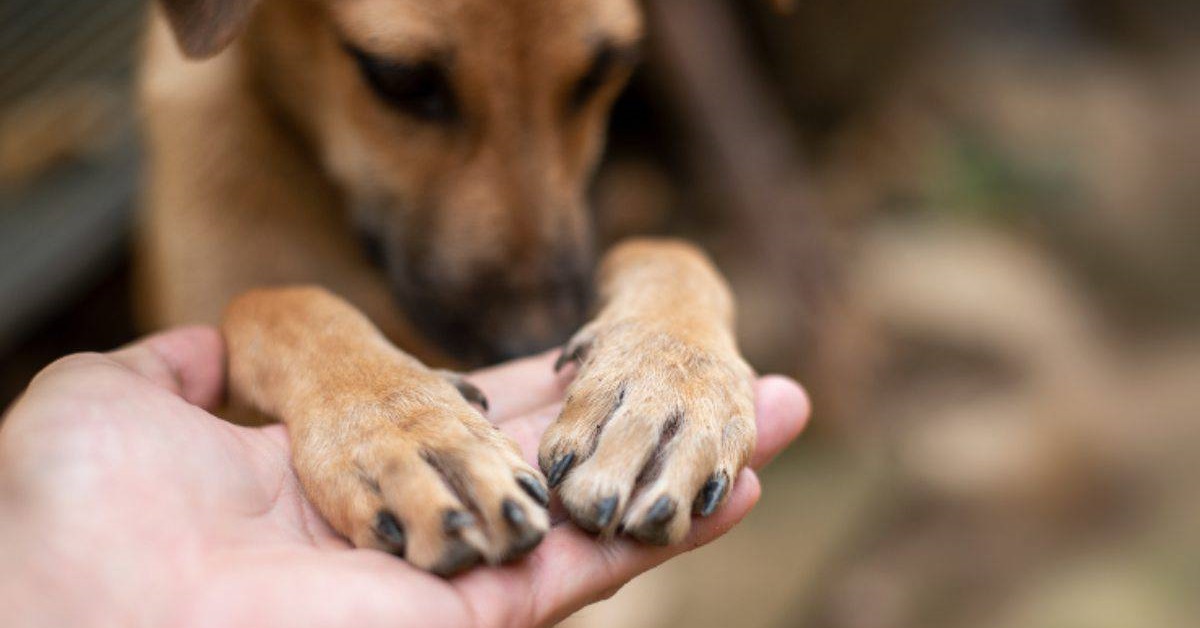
left=329, top=0, right=642, bottom=59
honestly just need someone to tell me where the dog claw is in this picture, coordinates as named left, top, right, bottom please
left=693, top=472, right=729, bottom=517
left=593, top=495, right=619, bottom=530
left=500, top=499, right=545, bottom=561
left=431, top=538, right=483, bottom=578
left=458, top=382, right=489, bottom=412
left=567, top=493, right=620, bottom=534
left=545, top=452, right=576, bottom=488
left=503, top=530, right=544, bottom=562
left=374, top=510, right=406, bottom=555
left=553, top=349, right=570, bottom=373
left=554, top=341, right=590, bottom=373
left=456, top=379, right=490, bottom=411
left=437, top=370, right=490, bottom=412
left=502, top=499, right=527, bottom=527
left=443, top=509, right=476, bottom=535
left=516, top=473, right=550, bottom=507
left=629, top=496, right=676, bottom=545
left=645, top=495, right=676, bottom=525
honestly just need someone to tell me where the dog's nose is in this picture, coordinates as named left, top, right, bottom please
left=396, top=247, right=593, bottom=364
left=484, top=286, right=586, bottom=361
left=490, top=336, right=560, bottom=362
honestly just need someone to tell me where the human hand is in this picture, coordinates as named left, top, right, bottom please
left=0, top=327, right=808, bottom=627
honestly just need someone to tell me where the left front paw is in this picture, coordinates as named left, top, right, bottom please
left=539, top=317, right=756, bottom=545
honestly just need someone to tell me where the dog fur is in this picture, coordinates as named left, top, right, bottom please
left=139, top=0, right=756, bottom=576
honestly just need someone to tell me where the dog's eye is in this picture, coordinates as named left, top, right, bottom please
left=347, top=47, right=458, bottom=123
left=569, top=43, right=639, bottom=112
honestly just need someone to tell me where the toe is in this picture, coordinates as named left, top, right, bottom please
left=619, top=419, right=724, bottom=545
left=420, top=444, right=549, bottom=565
left=556, top=393, right=676, bottom=535
left=374, top=450, right=490, bottom=572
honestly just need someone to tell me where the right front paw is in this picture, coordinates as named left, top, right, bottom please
left=291, top=380, right=550, bottom=577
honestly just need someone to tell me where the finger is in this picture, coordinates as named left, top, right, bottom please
left=451, top=468, right=761, bottom=626
left=749, top=375, right=811, bottom=469
left=468, top=350, right=571, bottom=423
left=106, top=326, right=227, bottom=410
left=498, top=403, right=562, bottom=467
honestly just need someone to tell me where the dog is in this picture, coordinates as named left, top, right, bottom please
left=139, top=0, right=757, bottom=577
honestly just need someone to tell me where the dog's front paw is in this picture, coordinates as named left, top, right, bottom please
left=293, top=379, right=550, bottom=577
left=540, top=317, right=756, bottom=545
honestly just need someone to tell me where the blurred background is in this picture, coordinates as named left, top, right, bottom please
left=2, top=0, right=1198, bottom=626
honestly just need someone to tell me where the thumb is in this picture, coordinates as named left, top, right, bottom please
left=107, top=326, right=227, bottom=410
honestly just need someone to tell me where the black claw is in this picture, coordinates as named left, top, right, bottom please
left=553, top=342, right=589, bottom=373
left=374, top=511, right=406, bottom=553
left=546, top=452, right=576, bottom=488
left=504, top=528, right=544, bottom=562
left=443, top=509, right=476, bottom=535
left=594, top=495, right=619, bottom=529
left=694, top=472, right=729, bottom=517
left=502, top=499, right=527, bottom=527
left=499, top=498, right=545, bottom=562
left=431, top=539, right=482, bottom=578
left=516, top=473, right=550, bottom=507
left=566, top=494, right=620, bottom=534
left=645, top=496, right=676, bottom=526
left=629, top=496, right=677, bottom=545
left=455, top=379, right=490, bottom=412
left=553, top=348, right=571, bottom=373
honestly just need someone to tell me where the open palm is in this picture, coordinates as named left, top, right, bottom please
left=0, top=327, right=808, bottom=627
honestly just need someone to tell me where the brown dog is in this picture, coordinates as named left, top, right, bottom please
left=139, top=0, right=756, bottom=576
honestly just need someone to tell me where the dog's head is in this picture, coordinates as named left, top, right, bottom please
left=159, top=0, right=643, bottom=362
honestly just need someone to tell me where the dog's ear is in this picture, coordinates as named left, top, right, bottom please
left=157, top=0, right=261, bottom=59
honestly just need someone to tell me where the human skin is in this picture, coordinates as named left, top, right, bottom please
left=0, top=327, right=809, bottom=627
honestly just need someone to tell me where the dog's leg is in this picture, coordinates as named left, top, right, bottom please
left=540, top=238, right=757, bottom=545
left=223, top=287, right=549, bottom=576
